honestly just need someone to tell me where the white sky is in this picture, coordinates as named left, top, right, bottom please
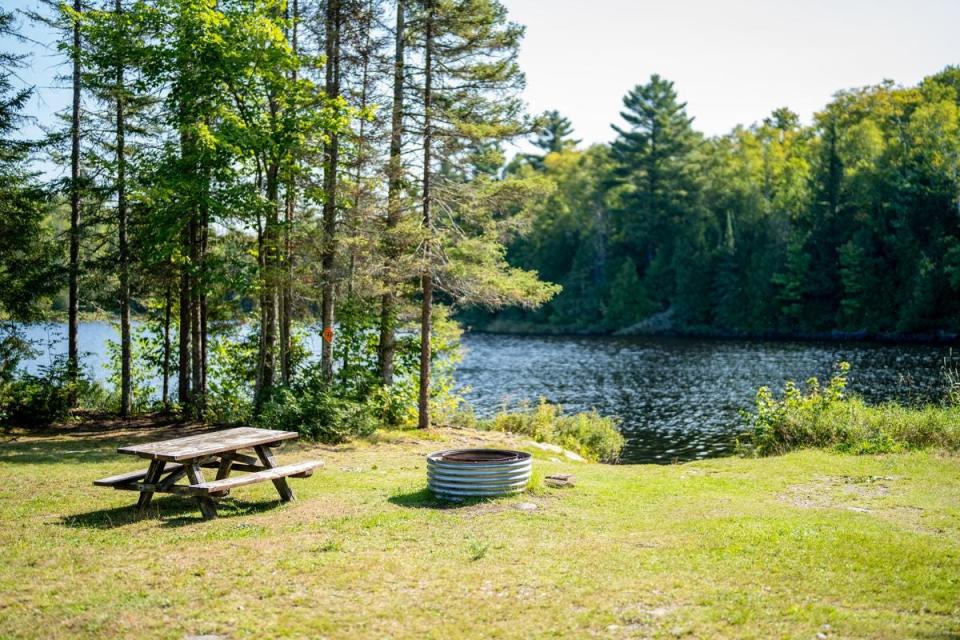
left=502, top=0, right=960, bottom=142
left=4, top=0, right=960, bottom=152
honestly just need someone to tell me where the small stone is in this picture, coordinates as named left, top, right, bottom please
left=545, top=474, right=576, bottom=488
left=527, top=441, right=564, bottom=454
left=513, top=502, right=538, bottom=511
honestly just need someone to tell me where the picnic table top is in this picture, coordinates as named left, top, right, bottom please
left=117, top=427, right=298, bottom=462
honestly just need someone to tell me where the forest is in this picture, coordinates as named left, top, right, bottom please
left=2, top=0, right=960, bottom=432
left=476, top=71, right=960, bottom=337
left=0, top=0, right=559, bottom=430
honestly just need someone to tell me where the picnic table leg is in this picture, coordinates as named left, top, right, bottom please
left=136, top=460, right=166, bottom=514
left=185, top=462, right=218, bottom=520
left=254, top=445, right=295, bottom=502
left=215, top=453, right=234, bottom=480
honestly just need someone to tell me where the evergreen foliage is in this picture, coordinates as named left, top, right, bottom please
left=479, top=69, right=960, bottom=337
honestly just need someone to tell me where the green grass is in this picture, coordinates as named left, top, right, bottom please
left=0, top=421, right=958, bottom=639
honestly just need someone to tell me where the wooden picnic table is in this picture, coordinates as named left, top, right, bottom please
left=94, top=427, right=322, bottom=520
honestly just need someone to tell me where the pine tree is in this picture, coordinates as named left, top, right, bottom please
left=79, top=0, right=144, bottom=416
left=377, top=0, right=408, bottom=386
left=609, top=74, right=704, bottom=311
left=409, top=0, right=558, bottom=427
left=0, top=9, right=59, bottom=322
left=523, top=109, right=579, bottom=169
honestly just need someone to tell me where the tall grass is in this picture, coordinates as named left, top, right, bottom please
left=464, top=398, right=625, bottom=463
left=743, top=362, right=960, bottom=455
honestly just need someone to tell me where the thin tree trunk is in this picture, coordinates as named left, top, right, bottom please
left=190, top=211, right=201, bottom=417
left=343, top=0, right=373, bottom=376
left=256, top=166, right=280, bottom=410
left=67, top=0, right=82, bottom=398
left=253, top=167, right=266, bottom=405
left=115, top=0, right=131, bottom=417
left=418, top=0, right=434, bottom=430
left=377, top=0, right=405, bottom=386
left=200, top=196, right=208, bottom=397
left=320, top=0, right=342, bottom=382
left=161, top=279, right=172, bottom=412
left=178, top=220, right=191, bottom=410
left=280, top=0, right=298, bottom=385
left=280, top=192, right=292, bottom=385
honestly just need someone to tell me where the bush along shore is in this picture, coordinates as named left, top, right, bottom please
left=741, top=362, right=960, bottom=456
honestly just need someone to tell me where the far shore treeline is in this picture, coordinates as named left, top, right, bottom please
left=470, top=71, right=960, bottom=338
left=1, top=0, right=959, bottom=429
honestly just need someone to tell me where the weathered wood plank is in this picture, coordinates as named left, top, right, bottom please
left=255, top=445, right=295, bottom=502
left=157, top=465, right=190, bottom=491
left=117, top=427, right=298, bottom=462
left=94, top=462, right=183, bottom=487
left=129, top=483, right=197, bottom=495
left=136, top=460, right=165, bottom=513
left=189, top=460, right=321, bottom=495
left=215, top=453, right=234, bottom=481
left=185, top=462, right=218, bottom=520
left=94, top=459, right=265, bottom=488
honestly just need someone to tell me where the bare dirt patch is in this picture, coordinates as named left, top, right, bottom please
left=778, top=474, right=896, bottom=511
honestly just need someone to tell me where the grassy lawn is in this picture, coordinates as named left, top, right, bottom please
left=1, top=420, right=958, bottom=639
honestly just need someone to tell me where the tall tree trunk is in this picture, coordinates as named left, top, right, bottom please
left=161, top=279, right=172, bottom=412
left=178, top=125, right=192, bottom=412
left=67, top=0, right=82, bottom=398
left=417, top=0, right=434, bottom=430
left=256, top=165, right=280, bottom=410
left=280, top=0, right=298, bottom=385
left=190, top=211, right=201, bottom=416
left=320, top=0, right=342, bottom=381
left=377, top=0, right=405, bottom=386
left=200, top=193, right=208, bottom=398
left=115, top=0, right=131, bottom=418
left=280, top=190, right=293, bottom=385
left=178, top=221, right=191, bottom=411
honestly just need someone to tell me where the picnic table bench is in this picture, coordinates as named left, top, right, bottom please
left=94, top=427, right=322, bottom=520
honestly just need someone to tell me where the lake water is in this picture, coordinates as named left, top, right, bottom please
left=16, top=322, right=953, bottom=464
left=456, top=333, right=952, bottom=463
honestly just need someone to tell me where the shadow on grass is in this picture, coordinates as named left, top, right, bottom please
left=59, top=495, right=286, bottom=529
left=1, top=417, right=216, bottom=465
left=388, top=487, right=490, bottom=510
left=0, top=440, right=120, bottom=465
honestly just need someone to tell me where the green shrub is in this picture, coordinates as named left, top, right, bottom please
left=478, top=398, right=625, bottom=463
left=104, top=326, right=159, bottom=414
left=742, top=361, right=960, bottom=455
left=255, top=363, right=378, bottom=443
left=0, top=357, right=90, bottom=428
left=333, top=298, right=464, bottom=428
left=206, top=328, right=260, bottom=424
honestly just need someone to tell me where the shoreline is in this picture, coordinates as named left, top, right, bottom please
left=463, top=323, right=960, bottom=347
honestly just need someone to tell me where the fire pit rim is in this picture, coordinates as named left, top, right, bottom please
left=427, top=448, right=532, bottom=464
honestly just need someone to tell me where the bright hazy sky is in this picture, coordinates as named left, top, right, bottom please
left=5, top=0, right=960, bottom=147
left=502, top=0, right=960, bottom=142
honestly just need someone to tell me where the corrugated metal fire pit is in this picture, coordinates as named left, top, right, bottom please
left=427, top=449, right=532, bottom=499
